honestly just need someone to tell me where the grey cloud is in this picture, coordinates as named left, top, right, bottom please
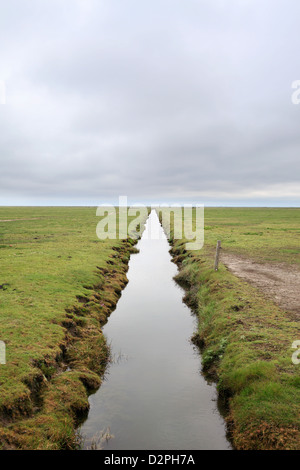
left=0, top=0, right=300, bottom=206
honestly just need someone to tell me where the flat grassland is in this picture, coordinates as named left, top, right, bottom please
left=0, top=207, right=145, bottom=449
left=160, top=207, right=300, bottom=450
left=0, top=207, right=299, bottom=450
left=201, top=207, right=300, bottom=264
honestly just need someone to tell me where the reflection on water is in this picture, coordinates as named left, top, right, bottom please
left=80, top=211, right=231, bottom=450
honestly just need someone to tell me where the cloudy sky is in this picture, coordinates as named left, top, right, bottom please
left=0, top=0, right=300, bottom=206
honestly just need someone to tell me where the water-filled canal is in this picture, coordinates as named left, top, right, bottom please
left=80, top=211, right=230, bottom=450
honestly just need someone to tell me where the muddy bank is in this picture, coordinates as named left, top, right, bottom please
left=0, top=238, right=139, bottom=450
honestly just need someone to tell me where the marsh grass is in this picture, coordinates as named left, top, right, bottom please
left=85, top=426, right=115, bottom=450
left=194, top=207, right=300, bottom=264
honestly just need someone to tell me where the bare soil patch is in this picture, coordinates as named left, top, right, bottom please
left=221, top=252, right=300, bottom=318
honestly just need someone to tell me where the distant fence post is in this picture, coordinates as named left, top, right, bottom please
left=214, top=240, right=221, bottom=271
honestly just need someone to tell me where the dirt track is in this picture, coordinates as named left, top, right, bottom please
left=221, top=253, right=300, bottom=318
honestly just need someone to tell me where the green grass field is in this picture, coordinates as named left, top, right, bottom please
left=0, top=206, right=299, bottom=450
left=159, top=207, right=300, bottom=450
left=0, top=207, right=147, bottom=449
left=197, top=207, right=300, bottom=264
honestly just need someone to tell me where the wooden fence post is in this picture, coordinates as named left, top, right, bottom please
left=214, top=240, right=221, bottom=271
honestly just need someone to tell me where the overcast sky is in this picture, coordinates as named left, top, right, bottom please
left=0, top=0, right=300, bottom=206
